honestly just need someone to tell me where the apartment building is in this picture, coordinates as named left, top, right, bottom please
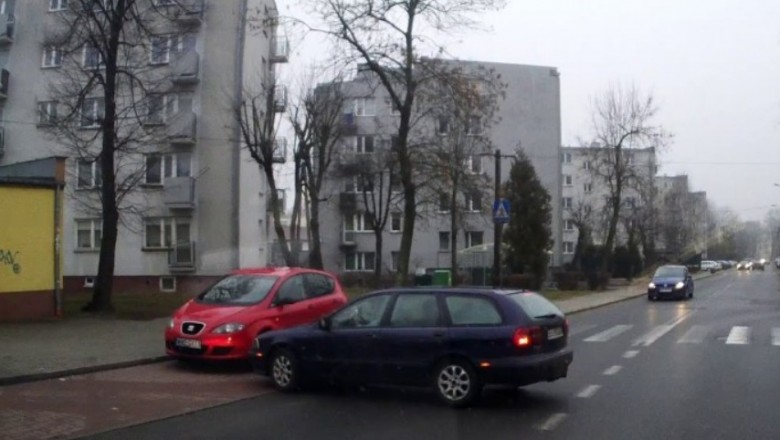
left=316, top=60, right=563, bottom=278
left=0, top=0, right=287, bottom=294
left=560, top=146, right=657, bottom=263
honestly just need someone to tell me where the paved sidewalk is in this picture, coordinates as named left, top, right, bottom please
left=0, top=273, right=713, bottom=386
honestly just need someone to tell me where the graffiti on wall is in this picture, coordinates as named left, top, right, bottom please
left=0, top=249, right=21, bottom=274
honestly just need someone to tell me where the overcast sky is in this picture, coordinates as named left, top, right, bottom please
left=279, top=0, right=780, bottom=222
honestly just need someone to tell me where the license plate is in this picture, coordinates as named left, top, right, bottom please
left=175, top=338, right=202, bottom=349
left=547, top=327, right=564, bottom=340
left=660, top=288, right=672, bottom=293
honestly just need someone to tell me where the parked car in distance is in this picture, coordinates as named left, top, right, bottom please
left=250, top=288, right=574, bottom=408
left=701, top=260, right=722, bottom=273
left=737, top=260, right=752, bottom=271
left=165, top=267, right=348, bottom=361
left=648, top=265, right=694, bottom=301
left=718, top=260, right=733, bottom=269
left=752, top=259, right=765, bottom=271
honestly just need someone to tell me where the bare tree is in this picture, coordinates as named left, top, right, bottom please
left=587, top=84, right=670, bottom=272
left=306, top=0, right=507, bottom=284
left=289, top=74, right=349, bottom=269
left=41, top=0, right=195, bottom=312
left=566, top=199, right=596, bottom=271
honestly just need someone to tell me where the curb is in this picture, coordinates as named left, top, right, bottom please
left=0, top=355, right=171, bottom=387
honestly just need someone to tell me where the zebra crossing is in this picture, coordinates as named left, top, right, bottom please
left=573, top=323, right=780, bottom=347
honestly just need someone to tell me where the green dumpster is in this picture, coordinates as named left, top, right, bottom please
left=432, top=269, right=452, bottom=286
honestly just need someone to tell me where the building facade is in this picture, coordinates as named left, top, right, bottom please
left=316, top=60, right=563, bottom=280
left=0, top=0, right=286, bottom=294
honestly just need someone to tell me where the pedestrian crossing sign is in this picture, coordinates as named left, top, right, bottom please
left=493, top=199, right=511, bottom=224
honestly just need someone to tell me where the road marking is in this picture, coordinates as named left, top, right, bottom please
left=584, top=325, right=633, bottom=342
left=603, top=365, right=622, bottom=376
left=726, top=326, right=750, bottom=345
left=677, top=325, right=709, bottom=344
left=772, top=328, right=780, bottom=346
left=537, top=413, right=568, bottom=431
left=632, top=316, right=688, bottom=347
left=623, top=350, right=640, bottom=359
left=569, top=324, right=598, bottom=337
left=577, top=385, right=601, bottom=398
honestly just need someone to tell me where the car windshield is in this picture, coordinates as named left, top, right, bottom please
left=197, top=275, right=278, bottom=305
left=510, top=292, right=563, bottom=318
left=654, top=267, right=685, bottom=278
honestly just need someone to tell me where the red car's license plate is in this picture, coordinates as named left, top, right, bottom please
left=175, top=338, right=202, bottom=349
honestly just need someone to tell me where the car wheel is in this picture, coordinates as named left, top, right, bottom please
left=270, top=348, right=300, bottom=392
left=434, top=359, right=481, bottom=408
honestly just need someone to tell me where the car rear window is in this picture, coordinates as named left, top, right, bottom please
left=445, top=296, right=502, bottom=326
left=509, top=293, right=563, bottom=319
left=197, top=275, right=279, bottom=305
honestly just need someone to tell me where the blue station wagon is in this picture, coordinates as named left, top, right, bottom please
left=249, top=288, right=574, bottom=407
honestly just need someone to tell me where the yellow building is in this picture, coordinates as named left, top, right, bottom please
left=0, top=157, right=65, bottom=321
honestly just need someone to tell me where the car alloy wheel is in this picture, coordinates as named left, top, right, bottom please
left=270, top=349, right=299, bottom=392
left=434, top=360, right=481, bottom=407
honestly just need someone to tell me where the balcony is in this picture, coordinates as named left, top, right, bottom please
left=339, top=192, right=357, bottom=212
left=0, top=69, right=9, bottom=101
left=0, top=14, right=14, bottom=45
left=169, top=0, right=203, bottom=27
left=270, top=37, right=289, bottom=63
left=171, top=50, right=200, bottom=86
left=167, top=111, right=197, bottom=146
left=340, top=112, right=358, bottom=135
left=340, top=230, right=357, bottom=248
left=168, top=241, right=196, bottom=271
left=163, top=176, right=195, bottom=209
left=273, top=138, right=287, bottom=164
left=273, top=86, right=287, bottom=112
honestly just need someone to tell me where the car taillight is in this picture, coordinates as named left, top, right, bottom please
left=564, top=319, right=570, bottom=335
left=513, top=326, right=543, bottom=347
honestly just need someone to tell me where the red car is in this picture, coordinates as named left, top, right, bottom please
left=165, top=267, right=348, bottom=361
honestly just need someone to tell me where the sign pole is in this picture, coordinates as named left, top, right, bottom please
left=493, top=149, right=502, bottom=288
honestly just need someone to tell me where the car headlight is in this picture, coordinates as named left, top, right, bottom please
left=168, top=318, right=175, bottom=329
left=648, top=282, right=656, bottom=289
left=212, top=323, right=246, bottom=334
left=675, top=282, right=685, bottom=289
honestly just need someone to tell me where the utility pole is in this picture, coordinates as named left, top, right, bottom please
left=493, top=149, right=502, bottom=288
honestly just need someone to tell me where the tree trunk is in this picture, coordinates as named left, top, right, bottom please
left=396, top=124, right=415, bottom=286
left=373, top=230, right=383, bottom=288
left=449, top=185, right=458, bottom=285
left=308, top=199, right=324, bottom=269
left=267, top=167, right=295, bottom=267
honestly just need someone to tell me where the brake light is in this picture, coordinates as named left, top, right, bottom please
left=513, top=327, right=543, bottom=347
left=564, top=319, right=570, bottom=335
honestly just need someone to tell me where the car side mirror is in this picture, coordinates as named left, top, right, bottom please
left=319, top=317, right=331, bottom=331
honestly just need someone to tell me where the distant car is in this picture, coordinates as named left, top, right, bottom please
left=250, top=288, right=574, bottom=407
left=737, top=260, right=752, bottom=271
left=701, top=260, right=722, bottom=273
left=718, top=260, right=733, bottom=269
left=165, top=267, right=348, bottom=361
left=752, top=260, right=765, bottom=271
left=648, top=265, right=694, bottom=301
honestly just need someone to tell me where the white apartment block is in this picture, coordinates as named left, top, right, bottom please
left=0, top=0, right=287, bottom=294
left=560, top=146, right=657, bottom=263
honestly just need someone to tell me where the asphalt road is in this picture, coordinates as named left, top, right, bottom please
left=84, top=268, right=780, bottom=440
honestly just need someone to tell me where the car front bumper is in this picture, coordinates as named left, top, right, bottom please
left=647, top=287, right=686, bottom=298
left=479, top=348, right=573, bottom=386
left=164, top=330, right=253, bottom=360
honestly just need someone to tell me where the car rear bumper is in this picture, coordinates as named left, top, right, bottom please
left=479, top=348, right=573, bottom=386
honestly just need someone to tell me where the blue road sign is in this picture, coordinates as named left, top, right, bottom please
left=493, top=199, right=511, bottom=224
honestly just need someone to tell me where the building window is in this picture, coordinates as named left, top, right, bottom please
left=80, top=97, right=104, bottom=128
left=439, top=231, right=450, bottom=251
left=563, top=174, right=572, bottom=186
left=353, top=98, right=375, bottom=116
left=49, top=0, right=69, bottom=11
left=466, top=155, right=482, bottom=174
left=465, top=192, right=482, bottom=212
left=355, top=136, right=374, bottom=153
left=584, top=183, right=593, bottom=193
left=83, top=45, right=104, bottom=70
left=437, top=116, right=449, bottom=135
left=144, top=218, right=190, bottom=249
left=584, top=161, right=591, bottom=170
left=344, top=175, right=373, bottom=193
left=438, top=192, right=450, bottom=212
left=151, top=34, right=181, bottom=65
left=160, top=276, right=177, bottom=292
left=563, top=152, right=572, bottom=164
left=344, top=213, right=372, bottom=233
left=37, top=101, right=58, bottom=126
left=465, top=231, right=484, bottom=248
left=145, top=152, right=192, bottom=185
left=76, top=219, right=102, bottom=250
left=77, top=160, right=102, bottom=189
left=564, top=219, right=575, bottom=231
left=563, top=241, right=575, bottom=254
left=385, top=98, right=400, bottom=115
left=562, top=197, right=573, bottom=209
left=345, top=252, right=375, bottom=272
left=146, top=93, right=186, bottom=124
left=42, top=46, right=63, bottom=68
left=83, top=277, right=95, bottom=288
left=390, top=212, right=402, bottom=232
left=465, top=116, right=482, bottom=135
